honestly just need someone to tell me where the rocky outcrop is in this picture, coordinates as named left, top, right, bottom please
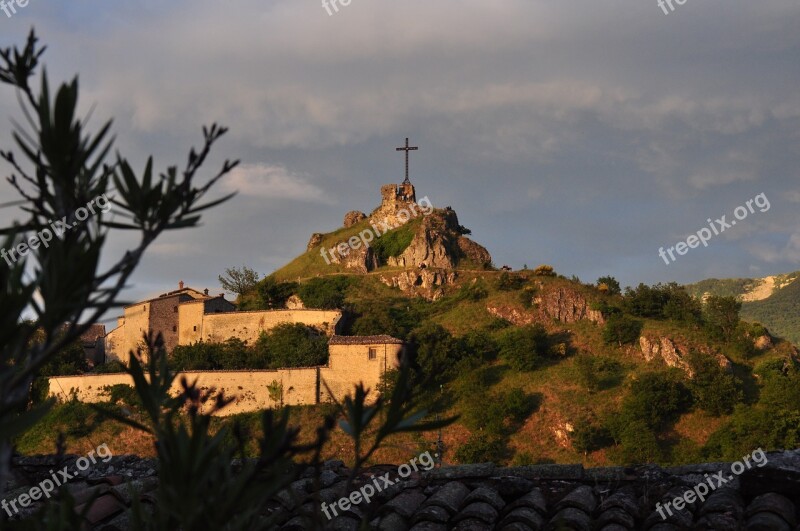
left=343, top=210, right=366, bottom=228
left=534, top=287, right=604, bottom=325
left=388, top=209, right=491, bottom=271
left=754, top=334, right=774, bottom=351
left=285, top=294, right=305, bottom=310
left=379, top=269, right=457, bottom=300
left=486, top=305, right=537, bottom=326
left=639, top=335, right=732, bottom=377
left=324, top=244, right=379, bottom=274
left=306, top=233, right=323, bottom=251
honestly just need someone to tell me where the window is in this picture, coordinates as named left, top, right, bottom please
left=172, top=325, right=177, bottom=332
left=174, top=306, right=178, bottom=313
left=368, top=347, right=377, bottom=360
left=193, top=326, right=197, bottom=332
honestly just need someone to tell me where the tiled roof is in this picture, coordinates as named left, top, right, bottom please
left=6, top=450, right=800, bottom=529
left=329, top=335, right=404, bottom=345
left=80, top=324, right=107, bottom=345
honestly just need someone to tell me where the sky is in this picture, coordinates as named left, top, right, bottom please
left=1, top=0, right=799, bottom=316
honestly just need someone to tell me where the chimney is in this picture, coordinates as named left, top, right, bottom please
left=179, top=280, right=184, bottom=290
left=204, top=288, right=209, bottom=296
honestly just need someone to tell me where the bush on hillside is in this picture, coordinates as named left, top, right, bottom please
left=371, top=224, right=415, bottom=264
left=454, top=432, right=507, bottom=464
left=602, top=314, right=643, bottom=346
left=686, top=351, right=743, bottom=416
left=297, top=276, right=351, bottom=309
left=498, top=324, right=550, bottom=371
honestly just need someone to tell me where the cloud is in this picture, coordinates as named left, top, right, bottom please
left=222, top=164, right=329, bottom=203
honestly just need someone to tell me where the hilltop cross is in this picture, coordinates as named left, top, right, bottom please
left=395, top=137, right=418, bottom=185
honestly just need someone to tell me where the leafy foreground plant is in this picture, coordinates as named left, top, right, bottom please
left=90, top=336, right=451, bottom=530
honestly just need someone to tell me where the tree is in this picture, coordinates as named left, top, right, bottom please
left=602, top=314, right=643, bottom=346
left=596, top=276, right=621, bottom=296
left=498, top=324, right=550, bottom=371
left=254, top=276, right=298, bottom=309
left=219, top=266, right=260, bottom=296
left=687, top=351, right=742, bottom=416
left=704, top=295, right=741, bottom=341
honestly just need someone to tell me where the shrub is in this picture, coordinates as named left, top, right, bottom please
left=255, top=323, right=328, bottom=368
left=571, top=421, right=613, bottom=454
left=602, top=314, right=643, bottom=346
left=574, top=355, right=623, bottom=392
left=687, top=352, right=743, bottom=415
left=454, top=433, right=507, bottom=464
left=253, top=277, right=298, bottom=310
left=371, top=224, right=415, bottom=264
left=533, top=264, right=556, bottom=277
left=703, top=295, right=741, bottom=341
left=498, top=324, right=550, bottom=371
left=91, top=360, right=127, bottom=373
left=297, top=276, right=351, bottom=309
left=596, top=276, right=621, bottom=296
left=497, top=272, right=525, bottom=291
left=619, top=371, right=691, bottom=431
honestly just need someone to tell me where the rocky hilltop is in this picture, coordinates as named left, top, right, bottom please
left=301, top=181, right=492, bottom=299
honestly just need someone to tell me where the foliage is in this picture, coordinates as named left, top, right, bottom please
left=498, top=324, right=550, bottom=371
left=574, top=355, right=623, bottom=392
left=170, top=325, right=328, bottom=371
left=686, top=351, right=743, bottom=416
left=596, top=276, right=621, bottom=296
left=622, top=282, right=701, bottom=324
left=617, top=371, right=691, bottom=431
left=533, top=264, right=556, bottom=277
left=571, top=421, right=613, bottom=454
left=602, top=314, right=643, bottom=346
left=497, top=272, right=525, bottom=291
left=254, top=323, right=328, bottom=368
left=248, top=276, right=298, bottom=310
left=297, top=276, right=352, bottom=309
left=703, top=295, right=741, bottom=341
left=704, top=405, right=800, bottom=461
left=0, top=30, right=236, bottom=496
left=371, top=223, right=415, bottom=264
left=219, top=266, right=260, bottom=297
left=91, top=360, right=127, bottom=373
left=454, top=432, right=507, bottom=464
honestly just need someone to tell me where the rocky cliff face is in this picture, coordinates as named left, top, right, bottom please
left=379, top=269, right=457, bottom=301
left=534, top=286, right=605, bottom=325
left=638, top=335, right=732, bottom=377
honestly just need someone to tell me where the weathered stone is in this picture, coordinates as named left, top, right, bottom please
left=343, top=210, right=367, bottom=228
left=307, top=232, right=324, bottom=251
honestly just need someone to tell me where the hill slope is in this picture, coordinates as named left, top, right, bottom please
left=687, top=271, right=800, bottom=345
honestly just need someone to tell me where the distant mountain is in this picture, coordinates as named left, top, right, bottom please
left=687, top=271, right=800, bottom=345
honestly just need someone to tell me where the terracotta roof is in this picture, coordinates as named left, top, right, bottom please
left=6, top=450, right=800, bottom=529
left=329, top=335, right=404, bottom=345
left=79, top=324, right=107, bottom=345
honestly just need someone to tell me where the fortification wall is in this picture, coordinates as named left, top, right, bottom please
left=49, top=368, right=320, bottom=416
left=200, top=310, right=342, bottom=344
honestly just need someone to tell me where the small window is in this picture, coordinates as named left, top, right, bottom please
left=172, top=325, right=177, bottom=332
left=174, top=306, right=178, bottom=313
left=368, top=347, right=377, bottom=360
left=193, top=326, right=197, bottom=332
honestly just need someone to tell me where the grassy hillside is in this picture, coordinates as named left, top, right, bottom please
left=25, top=269, right=800, bottom=469
left=687, top=271, right=800, bottom=345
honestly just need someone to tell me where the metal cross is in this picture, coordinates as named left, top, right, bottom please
left=395, top=137, right=419, bottom=185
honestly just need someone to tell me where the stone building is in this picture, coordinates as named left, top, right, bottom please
left=51, top=334, right=404, bottom=414
left=105, top=282, right=343, bottom=364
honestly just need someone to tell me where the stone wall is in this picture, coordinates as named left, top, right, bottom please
left=200, top=309, right=342, bottom=344
left=51, top=333, right=391, bottom=416
left=320, top=342, right=403, bottom=402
